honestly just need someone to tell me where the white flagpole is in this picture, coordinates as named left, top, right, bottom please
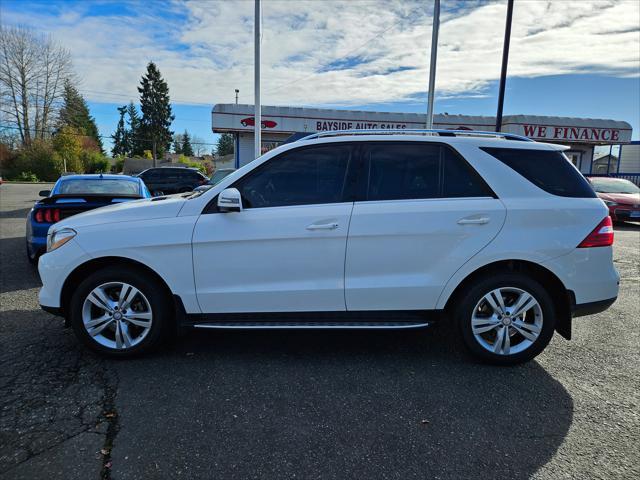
left=426, top=0, right=440, bottom=130
left=254, top=0, right=261, bottom=159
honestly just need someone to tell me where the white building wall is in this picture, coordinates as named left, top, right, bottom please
left=619, top=144, right=640, bottom=172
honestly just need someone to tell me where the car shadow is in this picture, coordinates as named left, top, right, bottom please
left=0, top=237, right=41, bottom=294
left=0, top=207, right=31, bottom=219
left=614, top=221, right=640, bottom=231
left=108, top=325, right=574, bottom=479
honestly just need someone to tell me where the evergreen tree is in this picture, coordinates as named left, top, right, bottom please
left=58, top=80, right=103, bottom=152
left=173, top=133, right=183, bottom=154
left=111, top=105, right=128, bottom=157
left=126, top=102, right=141, bottom=157
left=181, top=130, right=194, bottom=157
left=137, top=62, right=174, bottom=162
left=216, top=133, right=234, bottom=156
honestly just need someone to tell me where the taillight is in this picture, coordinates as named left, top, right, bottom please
left=578, top=216, right=614, bottom=248
left=34, top=208, right=60, bottom=223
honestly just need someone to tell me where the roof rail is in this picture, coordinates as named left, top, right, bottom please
left=299, top=129, right=533, bottom=142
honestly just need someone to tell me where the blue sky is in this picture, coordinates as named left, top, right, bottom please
left=2, top=0, right=639, bottom=152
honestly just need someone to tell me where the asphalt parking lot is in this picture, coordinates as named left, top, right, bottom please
left=1, top=183, right=638, bottom=480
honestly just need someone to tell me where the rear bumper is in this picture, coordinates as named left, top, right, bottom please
left=572, top=296, right=617, bottom=317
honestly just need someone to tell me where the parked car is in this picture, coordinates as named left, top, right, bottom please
left=26, top=174, right=150, bottom=263
left=193, top=168, right=237, bottom=192
left=38, top=131, right=618, bottom=364
left=137, top=167, right=208, bottom=195
left=587, top=177, right=640, bottom=222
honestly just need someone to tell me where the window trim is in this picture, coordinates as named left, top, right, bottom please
left=354, top=141, right=497, bottom=202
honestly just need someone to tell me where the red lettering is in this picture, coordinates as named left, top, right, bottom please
left=612, top=130, right=619, bottom=141
left=591, top=129, right=600, bottom=141
left=601, top=130, right=611, bottom=141
left=553, top=127, right=563, bottom=138
left=523, top=125, right=537, bottom=137
left=580, top=129, right=590, bottom=140
left=538, top=126, right=547, bottom=137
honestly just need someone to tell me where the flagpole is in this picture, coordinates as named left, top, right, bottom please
left=426, top=0, right=440, bottom=130
left=495, top=0, right=514, bottom=132
left=254, top=0, right=261, bottom=159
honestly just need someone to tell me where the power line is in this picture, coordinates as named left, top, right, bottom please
left=0, top=124, right=220, bottom=146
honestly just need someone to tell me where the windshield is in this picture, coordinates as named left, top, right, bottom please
left=55, top=179, right=141, bottom=196
left=590, top=178, right=640, bottom=194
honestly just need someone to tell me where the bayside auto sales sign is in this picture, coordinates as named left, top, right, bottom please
left=315, top=121, right=412, bottom=131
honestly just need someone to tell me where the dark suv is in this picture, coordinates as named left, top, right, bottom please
left=138, top=167, right=208, bottom=195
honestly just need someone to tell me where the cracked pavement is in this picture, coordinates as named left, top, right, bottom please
left=1, top=183, right=639, bottom=479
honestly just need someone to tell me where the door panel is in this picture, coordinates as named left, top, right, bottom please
left=192, top=203, right=353, bottom=313
left=345, top=198, right=505, bottom=310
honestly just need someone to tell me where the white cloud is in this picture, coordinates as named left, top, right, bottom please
left=2, top=0, right=639, bottom=107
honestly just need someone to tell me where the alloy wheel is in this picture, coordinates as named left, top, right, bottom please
left=471, top=287, right=543, bottom=356
left=81, top=282, right=153, bottom=350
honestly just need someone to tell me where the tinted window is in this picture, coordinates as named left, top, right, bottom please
left=234, top=145, right=351, bottom=208
left=481, top=147, right=597, bottom=198
left=364, top=143, right=492, bottom=201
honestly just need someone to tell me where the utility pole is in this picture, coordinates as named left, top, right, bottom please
left=495, top=0, right=514, bottom=132
left=426, top=0, right=440, bottom=130
left=152, top=138, right=157, bottom=167
left=254, top=0, right=261, bottom=159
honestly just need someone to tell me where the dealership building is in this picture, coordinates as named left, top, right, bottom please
left=212, top=103, right=636, bottom=176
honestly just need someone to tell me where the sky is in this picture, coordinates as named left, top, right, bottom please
left=2, top=0, right=639, bottom=153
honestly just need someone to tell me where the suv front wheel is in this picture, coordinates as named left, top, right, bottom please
left=455, top=273, right=556, bottom=365
left=69, top=266, right=171, bottom=357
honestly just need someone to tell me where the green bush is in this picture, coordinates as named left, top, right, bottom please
left=81, top=151, right=110, bottom=173
left=12, top=141, right=62, bottom=181
left=178, top=155, right=207, bottom=174
left=15, top=171, right=40, bottom=182
left=114, top=157, right=125, bottom=173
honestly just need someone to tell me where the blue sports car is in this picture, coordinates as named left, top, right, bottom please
left=26, top=174, right=151, bottom=263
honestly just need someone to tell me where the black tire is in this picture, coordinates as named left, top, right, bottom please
left=454, top=272, right=556, bottom=365
left=69, top=266, right=172, bottom=357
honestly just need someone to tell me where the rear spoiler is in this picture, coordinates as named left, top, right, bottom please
left=39, top=194, right=142, bottom=205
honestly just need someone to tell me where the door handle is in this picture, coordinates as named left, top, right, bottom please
left=306, top=222, right=339, bottom=230
left=457, top=217, right=490, bottom=225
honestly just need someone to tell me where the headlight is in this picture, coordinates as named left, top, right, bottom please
left=47, top=228, right=76, bottom=252
left=603, top=200, right=618, bottom=207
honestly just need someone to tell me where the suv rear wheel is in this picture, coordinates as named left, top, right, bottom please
left=69, top=266, right=171, bottom=357
left=455, top=273, right=556, bottom=365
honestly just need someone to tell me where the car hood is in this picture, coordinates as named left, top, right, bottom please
left=54, top=194, right=187, bottom=229
left=597, top=192, right=640, bottom=205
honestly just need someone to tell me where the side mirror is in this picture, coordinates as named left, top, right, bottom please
left=39, top=190, right=51, bottom=197
left=217, top=188, right=243, bottom=212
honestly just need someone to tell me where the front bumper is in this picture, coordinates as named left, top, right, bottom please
left=38, top=239, right=91, bottom=310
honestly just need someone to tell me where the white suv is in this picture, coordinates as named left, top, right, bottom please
left=38, top=131, right=619, bottom=364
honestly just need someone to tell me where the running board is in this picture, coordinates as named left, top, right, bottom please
left=192, top=321, right=431, bottom=330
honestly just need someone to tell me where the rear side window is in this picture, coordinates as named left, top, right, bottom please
left=233, top=144, right=351, bottom=208
left=481, top=147, right=596, bottom=198
left=363, top=143, right=493, bottom=201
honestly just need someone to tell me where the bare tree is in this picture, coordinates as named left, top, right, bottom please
left=0, top=25, right=73, bottom=146
left=191, top=135, right=207, bottom=156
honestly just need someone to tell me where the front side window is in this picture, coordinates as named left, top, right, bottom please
left=233, top=145, right=351, bottom=208
left=363, top=143, right=492, bottom=201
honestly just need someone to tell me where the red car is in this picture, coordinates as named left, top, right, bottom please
left=587, top=177, right=640, bottom=222
left=240, top=117, right=277, bottom=128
